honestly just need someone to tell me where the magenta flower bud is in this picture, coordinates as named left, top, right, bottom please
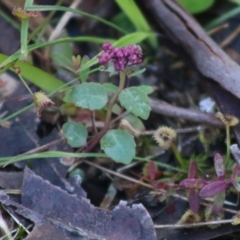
left=98, top=42, right=142, bottom=72
left=98, top=52, right=112, bottom=65
left=102, top=42, right=113, bottom=51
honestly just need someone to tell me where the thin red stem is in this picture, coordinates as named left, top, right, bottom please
left=85, top=72, right=126, bottom=152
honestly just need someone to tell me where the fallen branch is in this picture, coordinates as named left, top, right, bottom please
left=150, top=98, right=223, bottom=127
left=139, top=0, right=240, bottom=99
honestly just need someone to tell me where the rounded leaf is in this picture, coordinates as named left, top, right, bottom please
left=119, top=87, right=151, bottom=120
left=62, top=122, right=88, bottom=148
left=69, top=82, right=108, bottom=110
left=124, top=113, right=145, bottom=132
left=100, top=129, right=136, bottom=164
left=103, top=83, right=118, bottom=93
left=137, top=85, right=154, bottom=95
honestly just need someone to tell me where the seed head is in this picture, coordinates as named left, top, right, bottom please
left=178, top=209, right=201, bottom=224
left=12, top=7, right=41, bottom=19
left=153, top=126, right=176, bottom=149
left=232, top=211, right=240, bottom=225
left=216, top=112, right=239, bottom=127
left=204, top=207, right=224, bottom=229
left=33, top=91, right=55, bottom=117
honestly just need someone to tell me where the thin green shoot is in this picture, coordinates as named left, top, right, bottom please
left=205, top=5, right=240, bottom=30
left=29, top=0, right=64, bottom=43
left=170, top=142, right=187, bottom=170
left=18, top=74, right=33, bottom=95
left=225, top=126, right=231, bottom=167
left=0, top=151, right=186, bottom=173
left=26, top=5, right=127, bottom=34
left=0, top=9, right=20, bottom=30
left=115, top=0, right=157, bottom=48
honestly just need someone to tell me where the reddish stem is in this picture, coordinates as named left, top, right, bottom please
left=85, top=72, right=126, bottom=152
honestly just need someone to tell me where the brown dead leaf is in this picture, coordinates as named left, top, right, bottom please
left=5, top=167, right=156, bottom=240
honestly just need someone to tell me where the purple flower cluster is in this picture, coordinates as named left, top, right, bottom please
left=98, top=42, right=142, bottom=71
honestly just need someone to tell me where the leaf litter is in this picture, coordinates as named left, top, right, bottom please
left=0, top=167, right=156, bottom=240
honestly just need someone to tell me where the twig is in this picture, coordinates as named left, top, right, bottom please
left=150, top=98, right=223, bottom=127
left=83, top=159, right=155, bottom=190
left=154, top=219, right=232, bottom=229
left=220, top=26, right=240, bottom=48
left=138, top=0, right=240, bottom=100
left=207, top=23, right=229, bottom=35
left=49, top=0, right=82, bottom=41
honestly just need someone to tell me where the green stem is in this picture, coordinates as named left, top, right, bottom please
left=0, top=150, right=187, bottom=173
left=21, top=0, right=34, bottom=57
left=0, top=104, right=34, bottom=125
left=85, top=72, right=126, bottom=152
left=20, top=19, right=29, bottom=58
left=134, top=156, right=187, bottom=173
left=105, top=71, right=126, bottom=126
left=27, top=5, right=127, bottom=34
left=28, top=0, right=64, bottom=42
left=225, top=126, right=231, bottom=167
left=18, top=74, right=34, bottom=95
left=170, top=142, right=186, bottom=169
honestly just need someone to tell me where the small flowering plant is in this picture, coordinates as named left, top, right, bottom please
left=177, top=152, right=240, bottom=221
left=10, top=41, right=151, bottom=165
left=60, top=42, right=152, bottom=164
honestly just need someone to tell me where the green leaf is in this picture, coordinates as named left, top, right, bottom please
left=137, top=85, right=154, bottom=95
left=69, top=82, right=108, bottom=110
left=112, top=12, right=135, bottom=33
left=62, top=122, right=88, bottom=148
left=62, top=88, right=73, bottom=103
left=119, top=87, right=151, bottom=120
left=0, top=36, right=114, bottom=70
left=230, top=0, right=240, bottom=4
left=114, top=32, right=153, bottom=47
left=27, top=5, right=127, bottom=34
left=79, top=55, right=90, bottom=82
left=52, top=52, right=74, bottom=71
left=100, top=129, right=136, bottom=164
left=102, top=83, right=118, bottom=93
left=124, top=114, right=145, bottom=132
left=115, top=0, right=157, bottom=48
left=129, top=68, right=146, bottom=77
left=0, top=53, right=65, bottom=93
left=51, top=34, right=74, bottom=72
left=69, top=168, right=85, bottom=183
left=112, top=104, right=121, bottom=115
left=178, top=0, right=215, bottom=14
